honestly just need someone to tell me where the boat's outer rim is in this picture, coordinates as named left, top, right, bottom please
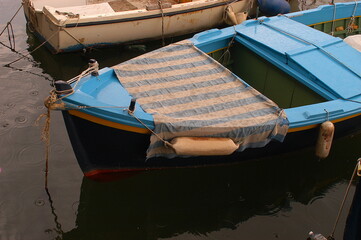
left=67, top=109, right=361, bottom=134
left=68, top=109, right=151, bottom=134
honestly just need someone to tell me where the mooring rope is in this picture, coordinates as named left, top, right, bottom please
left=158, top=0, right=165, bottom=47
left=45, top=188, right=64, bottom=235
left=38, top=64, right=99, bottom=187
left=0, top=4, right=23, bottom=37
left=35, top=106, right=51, bottom=188
left=4, top=28, right=60, bottom=67
left=61, top=28, right=88, bottom=50
left=0, top=4, right=53, bottom=80
left=331, top=1, right=337, bottom=36
left=127, top=111, right=171, bottom=147
left=218, top=25, right=237, bottom=64
left=346, top=0, right=359, bottom=33
left=328, top=158, right=361, bottom=240
left=5, top=64, right=53, bottom=81
left=0, top=4, right=23, bottom=51
left=43, top=66, right=99, bottom=111
left=6, top=22, right=15, bottom=51
left=341, top=98, right=361, bottom=105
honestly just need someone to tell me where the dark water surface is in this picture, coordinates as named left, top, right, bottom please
left=0, top=0, right=360, bottom=239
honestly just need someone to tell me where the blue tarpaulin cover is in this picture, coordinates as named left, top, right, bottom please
left=113, top=40, right=289, bottom=158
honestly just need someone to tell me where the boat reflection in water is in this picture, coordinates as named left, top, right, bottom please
left=60, top=133, right=361, bottom=240
left=344, top=176, right=361, bottom=240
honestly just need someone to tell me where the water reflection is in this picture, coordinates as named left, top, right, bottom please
left=25, top=27, right=191, bottom=81
left=344, top=178, right=361, bottom=240
left=57, top=133, right=361, bottom=240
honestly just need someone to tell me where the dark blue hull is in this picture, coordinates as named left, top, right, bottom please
left=62, top=111, right=361, bottom=177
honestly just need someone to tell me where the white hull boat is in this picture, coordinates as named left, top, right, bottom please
left=22, top=0, right=255, bottom=53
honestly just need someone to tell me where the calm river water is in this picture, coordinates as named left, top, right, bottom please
left=0, top=0, right=360, bottom=239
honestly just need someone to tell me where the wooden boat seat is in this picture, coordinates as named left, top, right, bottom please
left=108, top=0, right=137, bottom=11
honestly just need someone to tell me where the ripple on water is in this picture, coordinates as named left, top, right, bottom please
left=34, top=198, right=46, bottom=207
left=0, top=100, right=44, bottom=136
left=51, top=143, right=67, bottom=155
left=36, top=105, right=45, bottom=111
left=17, top=145, right=45, bottom=167
left=0, top=120, right=12, bottom=136
left=14, top=115, right=28, bottom=124
left=29, top=90, right=39, bottom=97
left=5, top=102, right=16, bottom=109
left=258, top=204, right=283, bottom=216
left=13, top=108, right=42, bottom=128
left=8, top=125, right=43, bottom=145
left=72, top=201, right=80, bottom=216
left=0, top=139, right=16, bottom=170
left=0, top=191, right=23, bottom=219
left=305, top=190, right=343, bottom=228
left=19, top=185, right=48, bottom=206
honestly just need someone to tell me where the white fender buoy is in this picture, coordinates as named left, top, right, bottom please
left=235, top=11, right=248, bottom=24
left=170, top=137, right=239, bottom=156
left=225, top=7, right=238, bottom=26
left=315, top=121, right=335, bottom=158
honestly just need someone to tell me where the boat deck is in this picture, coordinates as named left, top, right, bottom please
left=88, top=0, right=180, bottom=12
left=31, top=0, right=190, bottom=12
left=234, top=16, right=361, bottom=100
left=191, top=5, right=361, bottom=128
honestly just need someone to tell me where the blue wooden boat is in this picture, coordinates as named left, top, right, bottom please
left=48, top=1, right=361, bottom=177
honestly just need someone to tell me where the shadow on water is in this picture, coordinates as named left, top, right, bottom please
left=46, top=132, right=361, bottom=240
left=344, top=177, right=361, bottom=240
left=24, top=27, right=193, bottom=81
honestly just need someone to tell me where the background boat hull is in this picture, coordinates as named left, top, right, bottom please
left=23, top=0, right=250, bottom=53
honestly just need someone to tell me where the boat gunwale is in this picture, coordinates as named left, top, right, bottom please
left=67, top=107, right=361, bottom=134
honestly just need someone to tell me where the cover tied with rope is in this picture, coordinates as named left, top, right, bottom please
left=113, top=40, right=289, bottom=158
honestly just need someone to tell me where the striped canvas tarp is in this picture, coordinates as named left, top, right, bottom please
left=113, top=40, right=289, bottom=159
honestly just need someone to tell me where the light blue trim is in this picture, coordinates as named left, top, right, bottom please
left=63, top=68, right=155, bottom=129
